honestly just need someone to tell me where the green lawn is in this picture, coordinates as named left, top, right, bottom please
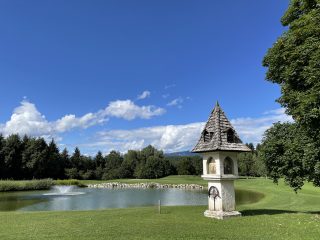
left=1, top=176, right=320, bottom=240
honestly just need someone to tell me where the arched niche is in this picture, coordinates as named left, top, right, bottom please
left=207, top=157, right=216, bottom=174
left=224, top=157, right=234, bottom=175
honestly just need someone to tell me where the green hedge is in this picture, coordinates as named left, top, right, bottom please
left=0, top=179, right=54, bottom=192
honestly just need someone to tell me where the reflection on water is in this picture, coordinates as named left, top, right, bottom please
left=0, top=191, right=47, bottom=211
left=236, top=189, right=264, bottom=204
left=0, top=187, right=264, bottom=212
left=0, top=187, right=207, bottom=212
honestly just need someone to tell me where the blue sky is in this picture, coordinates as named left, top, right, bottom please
left=0, top=0, right=292, bottom=154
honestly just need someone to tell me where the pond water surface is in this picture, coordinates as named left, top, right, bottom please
left=0, top=186, right=264, bottom=212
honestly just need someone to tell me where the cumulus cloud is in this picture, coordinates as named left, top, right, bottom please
left=55, top=113, right=106, bottom=132
left=104, top=100, right=165, bottom=120
left=0, top=100, right=293, bottom=154
left=0, top=101, right=54, bottom=138
left=84, top=108, right=293, bottom=153
left=231, top=108, right=293, bottom=144
left=85, top=122, right=205, bottom=153
left=137, top=90, right=151, bottom=100
left=0, top=99, right=165, bottom=139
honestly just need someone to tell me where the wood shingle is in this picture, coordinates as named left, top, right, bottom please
left=192, top=102, right=251, bottom=153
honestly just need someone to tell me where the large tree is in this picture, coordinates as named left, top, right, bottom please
left=2, top=135, right=23, bottom=179
left=70, top=147, right=82, bottom=170
left=262, top=0, right=320, bottom=190
left=260, top=123, right=319, bottom=191
left=263, top=0, right=320, bottom=136
left=46, top=139, right=64, bottom=179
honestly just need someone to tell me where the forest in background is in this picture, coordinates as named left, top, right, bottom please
left=0, top=134, right=265, bottom=180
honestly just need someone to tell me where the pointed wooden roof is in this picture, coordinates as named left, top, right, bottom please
left=192, top=102, right=251, bottom=153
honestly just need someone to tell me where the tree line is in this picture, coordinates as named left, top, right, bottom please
left=0, top=133, right=268, bottom=180
left=0, top=134, right=202, bottom=180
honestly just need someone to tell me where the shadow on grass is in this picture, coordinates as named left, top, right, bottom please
left=241, top=209, right=320, bottom=216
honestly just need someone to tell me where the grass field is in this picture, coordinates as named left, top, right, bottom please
left=1, top=176, right=320, bottom=240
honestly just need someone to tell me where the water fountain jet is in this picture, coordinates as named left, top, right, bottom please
left=43, top=185, right=85, bottom=196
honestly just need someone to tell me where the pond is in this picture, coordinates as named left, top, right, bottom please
left=0, top=186, right=264, bottom=212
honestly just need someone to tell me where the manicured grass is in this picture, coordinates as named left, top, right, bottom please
left=236, top=178, right=320, bottom=213
left=1, top=206, right=319, bottom=240
left=1, top=176, right=320, bottom=239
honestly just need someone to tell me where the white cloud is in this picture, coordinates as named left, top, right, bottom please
left=137, top=90, right=151, bottom=100
left=0, top=100, right=293, bottom=154
left=0, top=99, right=165, bottom=139
left=0, top=101, right=54, bottom=138
left=0, top=101, right=106, bottom=140
left=263, top=108, right=287, bottom=115
left=103, top=100, right=165, bottom=120
left=167, top=97, right=184, bottom=107
left=54, top=113, right=106, bottom=132
left=86, top=122, right=205, bottom=153
left=84, top=108, right=293, bottom=153
left=231, top=108, right=293, bottom=144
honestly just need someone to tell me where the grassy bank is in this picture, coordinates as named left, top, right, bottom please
left=0, top=175, right=260, bottom=191
left=0, top=179, right=87, bottom=192
left=0, top=177, right=320, bottom=239
left=54, top=179, right=87, bottom=187
left=81, top=175, right=207, bottom=186
left=0, top=176, right=205, bottom=192
left=0, top=179, right=53, bottom=192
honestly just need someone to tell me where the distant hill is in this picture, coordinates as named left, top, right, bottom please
left=164, top=151, right=200, bottom=157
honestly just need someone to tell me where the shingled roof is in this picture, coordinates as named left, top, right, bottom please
left=192, top=102, right=251, bottom=153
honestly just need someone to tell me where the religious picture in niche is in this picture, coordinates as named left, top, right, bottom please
left=208, top=158, right=216, bottom=174
left=224, top=157, right=233, bottom=174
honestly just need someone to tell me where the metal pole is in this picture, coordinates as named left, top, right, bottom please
left=158, top=200, right=161, bottom=214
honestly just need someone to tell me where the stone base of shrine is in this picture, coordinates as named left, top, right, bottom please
left=204, top=210, right=241, bottom=220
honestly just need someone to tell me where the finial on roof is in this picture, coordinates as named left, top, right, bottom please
left=216, top=101, right=220, bottom=107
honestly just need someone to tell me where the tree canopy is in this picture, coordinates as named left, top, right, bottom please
left=262, top=0, right=320, bottom=190
left=260, top=123, right=320, bottom=191
left=263, top=0, right=320, bottom=137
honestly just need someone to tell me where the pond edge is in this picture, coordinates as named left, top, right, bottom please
left=88, top=182, right=204, bottom=190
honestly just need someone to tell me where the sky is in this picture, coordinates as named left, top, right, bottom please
left=0, top=0, right=293, bottom=155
